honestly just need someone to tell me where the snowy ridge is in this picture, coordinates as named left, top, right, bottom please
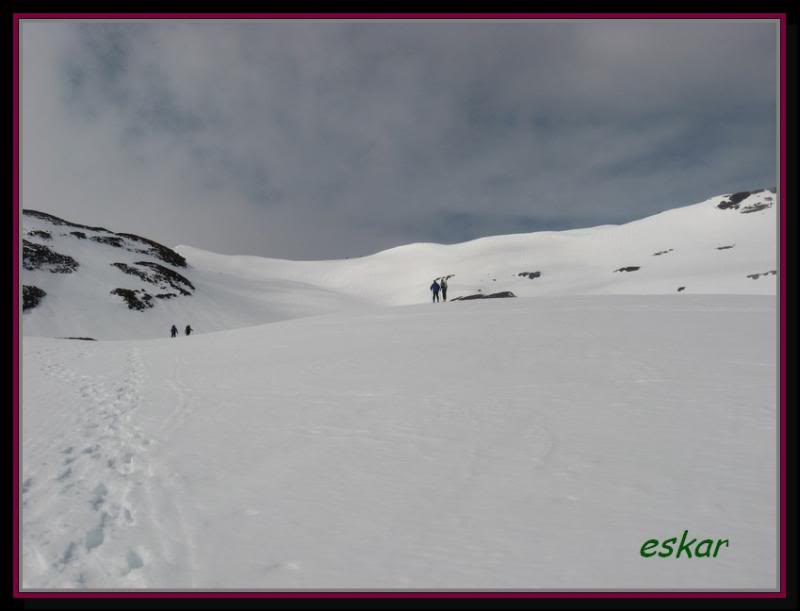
left=179, top=189, right=777, bottom=304
left=22, top=189, right=776, bottom=340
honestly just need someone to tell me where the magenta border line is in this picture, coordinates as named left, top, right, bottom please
left=13, top=12, right=21, bottom=601
left=12, top=12, right=787, bottom=600
left=779, top=13, right=787, bottom=601
left=12, top=12, right=788, bottom=19
left=9, top=592, right=790, bottom=599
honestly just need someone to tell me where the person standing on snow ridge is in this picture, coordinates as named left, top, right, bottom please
left=185, top=324, right=193, bottom=336
left=170, top=324, right=178, bottom=338
left=440, top=277, right=448, bottom=302
left=430, top=280, right=441, bottom=303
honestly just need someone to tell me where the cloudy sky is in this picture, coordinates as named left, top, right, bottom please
left=22, top=19, right=778, bottom=260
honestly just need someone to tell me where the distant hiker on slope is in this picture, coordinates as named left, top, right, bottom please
left=430, top=280, right=441, bottom=303
left=170, top=325, right=178, bottom=338
left=185, top=324, right=193, bottom=336
left=440, top=277, right=448, bottom=302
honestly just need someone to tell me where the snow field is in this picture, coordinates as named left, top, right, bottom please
left=21, top=295, right=778, bottom=589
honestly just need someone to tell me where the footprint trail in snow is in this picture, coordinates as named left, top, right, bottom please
left=21, top=344, right=193, bottom=588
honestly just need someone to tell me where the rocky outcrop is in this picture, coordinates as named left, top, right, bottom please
left=23, top=210, right=187, bottom=268
left=717, top=189, right=775, bottom=213
left=91, top=235, right=125, bottom=248
left=22, top=208, right=199, bottom=324
left=23, top=209, right=112, bottom=233
left=746, top=270, right=777, bottom=280
left=110, top=288, right=154, bottom=311
left=614, top=266, right=640, bottom=273
left=451, top=291, right=516, bottom=301
left=23, top=240, right=79, bottom=273
left=717, top=191, right=754, bottom=210
left=518, top=271, right=541, bottom=279
left=23, top=285, right=47, bottom=310
left=135, top=262, right=194, bottom=294
left=116, top=233, right=187, bottom=268
left=740, top=202, right=773, bottom=214
left=110, top=261, right=194, bottom=298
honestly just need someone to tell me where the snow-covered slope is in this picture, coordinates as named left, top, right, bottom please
left=182, top=189, right=778, bottom=306
left=21, top=189, right=777, bottom=340
left=20, top=210, right=368, bottom=340
left=20, top=190, right=779, bottom=590
left=21, top=295, right=777, bottom=589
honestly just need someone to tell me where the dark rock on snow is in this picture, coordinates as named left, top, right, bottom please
left=116, top=233, right=187, bottom=268
left=135, top=261, right=194, bottom=293
left=740, top=202, right=772, bottom=214
left=614, top=266, right=641, bottom=273
left=90, top=235, right=125, bottom=248
left=747, top=270, right=777, bottom=280
left=110, top=261, right=194, bottom=297
left=717, top=191, right=753, bottom=210
left=23, top=209, right=194, bottom=314
left=452, top=291, right=517, bottom=301
left=23, top=209, right=112, bottom=233
left=110, top=263, right=154, bottom=284
left=23, top=285, right=47, bottom=311
left=23, top=209, right=187, bottom=268
left=110, top=288, right=154, bottom=311
left=23, top=240, right=79, bottom=273
left=717, top=189, right=774, bottom=212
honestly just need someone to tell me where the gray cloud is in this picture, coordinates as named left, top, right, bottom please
left=22, top=20, right=777, bottom=259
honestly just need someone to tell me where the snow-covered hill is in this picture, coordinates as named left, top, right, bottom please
left=21, top=189, right=777, bottom=340
left=19, top=190, right=779, bottom=590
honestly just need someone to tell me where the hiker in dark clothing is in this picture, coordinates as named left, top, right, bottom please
left=440, top=277, right=448, bottom=302
left=185, top=325, right=193, bottom=336
left=170, top=325, right=178, bottom=338
left=430, top=280, right=441, bottom=303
